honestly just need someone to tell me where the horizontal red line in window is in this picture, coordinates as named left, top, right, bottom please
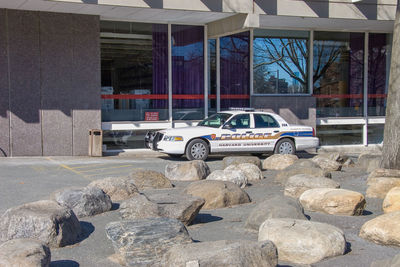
left=313, top=94, right=387, bottom=99
left=101, top=94, right=250, bottom=100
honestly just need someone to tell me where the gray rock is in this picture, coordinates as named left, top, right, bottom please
left=163, top=240, right=278, bottom=267
left=184, top=180, right=251, bottom=209
left=165, top=160, right=210, bottom=181
left=0, top=239, right=51, bottom=267
left=368, top=168, right=400, bottom=180
left=360, top=211, right=400, bottom=246
left=206, top=169, right=248, bottom=188
left=311, top=156, right=342, bottom=172
left=245, top=195, right=307, bottom=231
left=0, top=200, right=81, bottom=248
left=262, top=154, right=298, bottom=170
left=357, top=153, right=382, bottom=173
left=225, top=163, right=263, bottom=181
left=148, top=193, right=205, bottom=226
left=119, top=194, right=160, bottom=220
left=88, top=176, right=139, bottom=202
left=284, top=174, right=340, bottom=199
left=343, top=158, right=355, bottom=167
left=223, top=156, right=261, bottom=169
left=105, top=218, right=192, bottom=267
left=258, top=219, right=346, bottom=265
left=315, top=153, right=349, bottom=163
left=366, top=177, right=400, bottom=199
left=50, top=186, right=112, bottom=218
left=275, top=160, right=331, bottom=184
left=130, top=168, right=173, bottom=189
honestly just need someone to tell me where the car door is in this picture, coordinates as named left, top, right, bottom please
left=250, top=113, right=282, bottom=152
left=213, top=113, right=253, bottom=152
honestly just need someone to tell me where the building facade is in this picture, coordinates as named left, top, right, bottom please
left=0, top=0, right=396, bottom=156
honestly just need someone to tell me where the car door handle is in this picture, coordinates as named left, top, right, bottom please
left=246, top=131, right=253, bottom=133
left=273, top=130, right=279, bottom=133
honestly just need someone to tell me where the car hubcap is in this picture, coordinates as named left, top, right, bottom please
left=279, top=142, right=293, bottom=154
left=191, top=143, right=206, bottom=159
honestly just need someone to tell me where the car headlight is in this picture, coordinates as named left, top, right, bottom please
left=163, top=136, right=184, bottom=141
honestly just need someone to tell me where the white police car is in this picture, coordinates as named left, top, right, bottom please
left=145, top=110, right=319, bottom=161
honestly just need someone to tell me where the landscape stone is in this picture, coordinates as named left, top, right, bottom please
left=311, top=156, right=342, bottom=172
left=88, top=176, right=139, bottom=202
left=357, top=153, right=382, bottom=173
left=299, top=188, right=365, bottom=216
left=162, top=240, right=278, bottom=267
left=343, top=158, right=355, bottom=167
left=165, top=160, right=210, bottom=181
left=129, top=168, right=173, bottom=189
left=360, top=211, right=400, bottom=246
left=284, top=174, right=340, bottom=199
left=50, top=186, right=112, bottom=218
left=258, top=218, right=346, bottom=265
left=0, top=239, right=51, bottom=267
left=226, top=163, right=263, bottom=181
left=368, top=168, right=400, bottom=181
left=0, top=200, right=81, bottom=248
left=105, top=218, right=192, bottom=267
left=383, top=187, right=400, bottom=213
left=183, top=180, right=251, bottom=209
left=262, top=154, right=298, bottom=170
left=119, top=194, right=160, bottom=220
left=206, top=169, right=248, bottom=188
left=366, top=177, right=400, bottom=198
left=245, top=195, right=307, bottom=231
left=223, top=156, right=261, bottom=169
left=315, top=153, right=349, bottom=163
left=274, top=160, right=331, bottom=184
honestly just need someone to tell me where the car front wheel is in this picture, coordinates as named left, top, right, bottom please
left=274, top=138, right=295, bottom=155
left=186, top=139, right=209, bottom=161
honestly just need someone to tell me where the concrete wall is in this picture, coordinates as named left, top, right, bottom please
left=0, top=9, right=100, bottom=156
left=251, top=96, right=316, bottom=129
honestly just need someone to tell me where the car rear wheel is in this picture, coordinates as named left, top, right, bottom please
left=186, top=139, right=209, bottom=161
left=274, top=138, right=295, bottom=155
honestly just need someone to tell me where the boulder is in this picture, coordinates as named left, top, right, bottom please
left=311, top=156, right=342, bottom=172
left=165, top=160, right=210, bottom=181
left=0, top=200, right=81, bottom=248
left=368, top=168, right=400, bottom=181
left=366, top=177, right=400, bottom=199
left=357, top=153, right=382, bottom=173
left=223, top=156, right=261, bottom=169
left=258, top=219, right=346, bottom=265
left=360, top=211, right=400, bottom=246
left=299, top=188, right=365, bottom=216
left=226, top=163, right=263, bottom=181
left=383, top=187, right=400, bottom=213
left=119, top=194, right=160, bottom=220
left=0, top=239, right=51, bottom=267
left=50, top=186, right=112, bottom=218
left=284, top=174, right=340, bottom=199
left=262, top=154, right=298, bottom=170
left=315, top=153, right=349, bottom=163
left=129, top=168, right=173, bottom=189
left=148, top=193, right=205, bottom=226
left=183, top=180, right=251, bottom=209
left=343, top=158, right=355, bottom=168
left=245, top=195, right=307, bottom=231
left=105, top=218, right=192, bottom=267
left=88, top=176, right=139, bottom=202
left=206, top=169, right=248, bottom=188
left=274, top=160, right=331, bottom=184
left=163, top=240, right=278, bottom=267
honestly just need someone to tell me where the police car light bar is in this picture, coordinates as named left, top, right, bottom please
left=228, top=107, right=255, bottom=111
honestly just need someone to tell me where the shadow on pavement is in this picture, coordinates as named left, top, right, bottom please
left=191, top=213, right=223, bottom=224
left=77, top=221, right=95, bottom=243
left=50, top=260, right=79, bottom=267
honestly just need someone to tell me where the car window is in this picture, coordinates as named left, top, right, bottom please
left=226, top=114, right=250, bottom=129
left=198, top=113, right=232, bottom=128
left=254, top=114, right=280, bottom=128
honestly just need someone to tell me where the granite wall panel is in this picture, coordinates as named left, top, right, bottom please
left=0, top=9, right=10, bottom=157
left=8, top=10, right=42, bottom=156
left=40, top=12, right=73, bottom=156
left=71, top=14, right=101, bottom=156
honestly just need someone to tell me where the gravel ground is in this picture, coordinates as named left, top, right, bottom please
left=0, top=153, right=399, bottom=267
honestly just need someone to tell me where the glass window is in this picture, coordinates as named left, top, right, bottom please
left=368, top=124, right=384, bottom=144
left=103, top=130, right=152, bottom=149
left=368, top=33, right=391, bottom=117
left=172, top=25, right=204, bottom=121
left=313, top=32, right=364, bottom=118
left=208, top=39, right=217, bottom=116
left=101, top=21, right=168, bottom=122
left=253, top=29, right=309, bottom=94
left=220, top=32, right=250, bottom=109
left=254, top=114, right=279, bottom=128
left=226, top=114, right=250, bottom=129
left=317, top=125, right=363, bottom=145
left=198, top=113, right=232, bottom=128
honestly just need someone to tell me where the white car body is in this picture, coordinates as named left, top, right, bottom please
left=145, top=111, right=319, bottom=159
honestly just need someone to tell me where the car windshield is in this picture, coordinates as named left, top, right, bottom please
left=197, top=113, right=232, bottom=128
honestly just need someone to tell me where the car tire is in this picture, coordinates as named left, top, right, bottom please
left=168, top=154, right=183, bottom=159
left=186, top=139, right=209, bottom=161
left=274, top=138, right=295, bottom=155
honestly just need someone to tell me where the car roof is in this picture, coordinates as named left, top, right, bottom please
left=220, top=110, right=277, bottom=116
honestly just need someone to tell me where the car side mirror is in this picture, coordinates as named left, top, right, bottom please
left=223, top=124, right=232, bottom=129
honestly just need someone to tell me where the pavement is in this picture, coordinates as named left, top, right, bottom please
left=0, top=153, right=399, bottom=267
